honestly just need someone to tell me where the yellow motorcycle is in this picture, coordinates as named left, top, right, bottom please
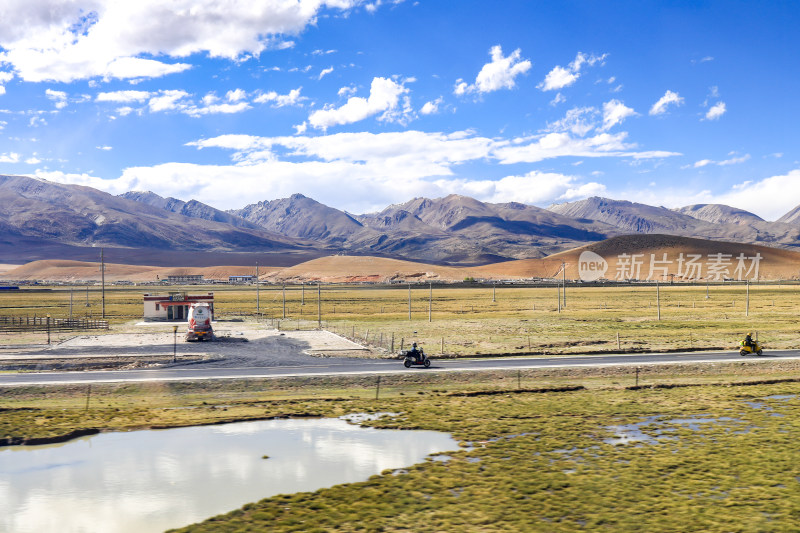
left=739, top=340, right=763, bottom=356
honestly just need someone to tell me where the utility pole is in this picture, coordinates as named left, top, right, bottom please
left=317, top=283, right=321, bottom=329
left=562, top=261, right=566, bottom=308
left=302, top=284, right=305, bottom=306
left=100, top=247, right=105, bottom=319
left=69, top=287, right=73, bottom=321
left=746, top=279, right=750, bottom=317
left=408, top=283, right=411, bottom=320
left=256, top=261, right=260, bottom=316
left=172, top=325, right=178, bottom=362
left=492, top=282, right=496, bottom=302
left=557, top=282, right=561, bottom=313
left=428, top=282, right=432, bottom=322
left=282, top=284, right=286, bottom=319
left=656, top=280, right=661, bottom=321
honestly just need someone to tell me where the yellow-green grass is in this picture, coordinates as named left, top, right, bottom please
left=5, top=365, right=800, bottom=531
left=2, top=283, right=799, bottom=354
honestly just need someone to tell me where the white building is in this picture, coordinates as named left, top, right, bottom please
left=165, top=274, right=205, bottom=284
left=143, top=292, right=214, bottom=321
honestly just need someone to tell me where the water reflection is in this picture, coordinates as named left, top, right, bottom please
left=0, top=418, right=457, bottom=533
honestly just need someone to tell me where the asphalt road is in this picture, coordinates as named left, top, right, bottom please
left=2, top=349, right=799, bottom=386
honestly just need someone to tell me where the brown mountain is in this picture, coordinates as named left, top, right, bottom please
left=674, top=204, right=764, bottom=225
left=232, top=193, right=365, bottom=244
left=0, top=174, right=322, bottom=264
left=548, top=196, right=800, bottom=249
left=777, top=203, right=800, bottom=225
left=119, top=190, right=259, bottom=230
left=355, top=194, right=616, bottom=261
left=7, top=172, right=800, bottom=268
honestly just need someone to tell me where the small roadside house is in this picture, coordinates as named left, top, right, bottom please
left=143, top=292, right=214, bottom=321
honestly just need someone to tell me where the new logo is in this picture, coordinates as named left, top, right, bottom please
left=578, top=250, right=608, bottom=281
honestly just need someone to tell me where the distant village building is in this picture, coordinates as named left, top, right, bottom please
left=229, top=275, right=254, bottom=284
left=165, top=274, right=204, bottom=284
left=143, top=292, right=214, bottom=321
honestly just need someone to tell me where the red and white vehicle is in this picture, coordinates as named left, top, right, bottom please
left=186, top=303, right=214, bottom=341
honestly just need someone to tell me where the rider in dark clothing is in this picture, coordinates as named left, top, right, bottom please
left=409, top=342, right=422, bottom=362
left=744, top=332, right=755, bottom=350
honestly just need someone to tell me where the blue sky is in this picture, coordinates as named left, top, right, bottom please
left=0, top=0, right=798, bottom=219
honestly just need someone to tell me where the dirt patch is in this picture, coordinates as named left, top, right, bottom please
left=0, top=321, right=375, bottom=371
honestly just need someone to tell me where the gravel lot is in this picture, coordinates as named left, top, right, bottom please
left=0, top=321, right=376, bottom=370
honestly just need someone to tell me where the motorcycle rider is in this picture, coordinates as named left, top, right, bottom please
left=409, top=342, right=422, bottom=363
left=744, top=332, right=755, bottom=351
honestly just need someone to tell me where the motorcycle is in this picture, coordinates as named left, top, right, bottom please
left=739, top=340, right=764, bottom=356
left=403, top=348, right=431, bottom=368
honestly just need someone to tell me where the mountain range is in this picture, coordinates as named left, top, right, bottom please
left=3, top=173, right=800, bottom=266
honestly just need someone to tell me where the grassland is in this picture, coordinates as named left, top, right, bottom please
left=5, top=365, right=800, bottom=531
left=5, top=282, right=800, bottom=530
left=2, top=282, right=798, bottom=355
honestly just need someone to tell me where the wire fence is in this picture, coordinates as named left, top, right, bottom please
left=0, top=315, right=109, bottom=333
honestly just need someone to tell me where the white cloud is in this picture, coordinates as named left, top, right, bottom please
left=25, top=156, right=41, bottom=164
left=337, top=85, right=357, bottom=98
left=96, top=90, right=151, bottom=103
left=136, top=89, right=251, bottom=117
left=0, top=152, right=20, bottom=163
left=226, top=89, right=247, bottom=102
left=455, top=45, right=531, bottom=95
left=539, top=66, right=577, bottom=92
left=96, top=145, right=113, bottom=151
left=717, top=153, right=750, bottom=166
left=538, top=52, right=607, bottom=91
left=148, top=90, right=191, bottom=113
left=600, top=99, right=636, bottom=131
left=443, top=171, right=606, bottom=205
left=318, top=67, right=334, bottom=80
left=55, top=137, right=606, bottom=212
left=549, top=92, right=566, bottom=106
left=37, top=123, right=680, bottom=213
left=623, top=169, right=800, bottom=221
left=46, top=89, right=68, bottom=109
left=705, top=102, right=726, bottom=120
left=0, top=72, right=12, bottom=83
left=0, top=86, right=5, bottom=96
left=186, top=101, right=251, bottom=116
left=0, top=120, right=6, bottom=130
left=420, top=97, right=443, bottom=115
left=308, top=76, right=409, bottom=130
left=0, top=1, right=359, bottom=83
left=687, top=153, right=750, bottom=169
left=649, top=90, right=684, bottom=115
left=494, top=131, right=674, bottom=165
left=546, top=107, right=599, bottom=137
left=254, top=87, right=306, bottom=107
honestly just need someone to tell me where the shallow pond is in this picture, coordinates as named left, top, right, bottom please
left=0, top=417, right=457, bottom=533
